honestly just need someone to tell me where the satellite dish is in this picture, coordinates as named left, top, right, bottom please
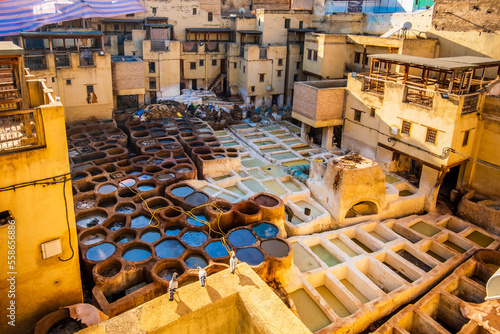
left=402, top=22, right=412, bottom=30
left=239, top=7, right=246, bottom=15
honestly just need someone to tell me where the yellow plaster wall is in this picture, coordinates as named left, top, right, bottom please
left=0, top=102, right=82, bottom=334
left=256, top=9, right=313, bottom=46
left=79, top=264, right=310, bottom=334
left=143, top=40, right=182, bottom=98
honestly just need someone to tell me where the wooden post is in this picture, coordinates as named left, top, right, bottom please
left=448, top=71, right=455, bottom=93
left=49, top=37, right=53, bottom=52
left=403, top=64, right=409, bottom=84
left=361, top=44, right=367, bottom=73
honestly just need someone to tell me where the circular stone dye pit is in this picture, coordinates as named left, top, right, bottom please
left=155, top=240, right=186, bottom=258
left=86, top=243, right=116, bottom=262
left=205, top=241, right=230, bottom=259
left=123, top=247, right=152, bottom=262
left=228, top=229, right=257, bottom=247
left=184, top=254, right=208, bottom=269
left=252, top=223, right=278, bottom=238
left=261, top=240, right=289, bottom=258
left=181, top=231, right=208, bottom=247
left=236, top=248, right=264, bottom=266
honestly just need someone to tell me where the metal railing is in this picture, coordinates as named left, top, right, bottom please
left=151, top=40, right=170, bottom=52
left=55, top=52, right=71, bottom=67
left=461, top=94, right=480, bottom=115
left=24, top=55, right=47, bottom=71
left=0, top=109, right=44, bottom=153
left=403, top=86, right=434, bottom=108
left=79, top=53, right=95, bottom=67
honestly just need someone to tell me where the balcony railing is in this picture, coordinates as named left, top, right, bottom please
left=403, top=86, right=434, bottom=108
left=361, top=76, right=385, bottom=95
left=79, top=53, right=95, bottom=67
left=24, top=55, right=47, bottom=71
left=205, top=42, right=219, bottom=52
left=461, top=94, right=480, bottom=115
left=55, top=52, right=71, bottom=67
left=182, top=42, right=198, bottom=52
left=151, top=40, right=170, bottom=52
left=0, top=109, right=44, bottom=154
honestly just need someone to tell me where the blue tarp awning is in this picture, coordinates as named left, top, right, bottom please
left=0, top=0, right=146, bottom=37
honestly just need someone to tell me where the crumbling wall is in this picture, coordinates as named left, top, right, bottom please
left=432, top=0, right=500, bottom=32
left=252, top=0, right=290, bottom=10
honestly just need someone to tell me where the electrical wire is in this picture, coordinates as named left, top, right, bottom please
left=59, top=176, right=75, bottom=262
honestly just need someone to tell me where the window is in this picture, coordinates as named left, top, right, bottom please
left=370, top=107, right=375, bottom=117
left=193, top=7, right=197, bottom=15
left=190, top=62, right=196, bottom=70
left=151, top=8, right=156, bottom=15
left=86, top=85, right=94, bottom=94
left=462, top=130, right=470, bottom=146
left=149, top=78, right=156, bottom=90
left=51, top=77, right=55, bottom=83
left=114, top=24, right=119, bottom=31
left=243, top=66, right=246, bottom=73
left=251, top=86, right=255, bottom=92
left=354, top=110, right=362, bottom=122
left=293, top=74, right=299, bottom=82
left=426, top=128, right=437, bottom=144
left=296, top=62, right=301, bottom=69
left=299, top=21, right=303, bottom=29
left=212, top=59, right=217, bottom=66
left=278, top=58, right=283, bottom=66
left=97, top=24, right=101, bottom=31
left=354, top=52, right=361, bottom=64
left=285, top=19, right=290, bottom=29
left=307, top=49, right=312, bottom=60
left=259, top=74, right=265, bottom=82
left=233, top=62, right=237, bottom=69
left=313, top=50, right=317, bottom=61
left=149, top=62, right=156, bottom=73
left=66, top=79, right=71, bottom=85
left=402, top=120, right=411, bottom=135
left=277, top=70, right=282, bottom=77
left=258, top=18, right=261, bottom=26
left=208, top=12, right=213, bottom=21
left=199, top=60, right=204, bottom=66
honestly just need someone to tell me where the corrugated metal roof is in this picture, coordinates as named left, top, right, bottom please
left=438, top=56, right=500, bottom=66
left=20, top=31, right=103, bottom=39
left=237, top=30, right=262, bottom=34
left=368, top=54, right=480, bottom=71
left=186, top=28, right=233, bottom=32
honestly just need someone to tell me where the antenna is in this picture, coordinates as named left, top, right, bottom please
left=239, top=7, right=246, bottom=15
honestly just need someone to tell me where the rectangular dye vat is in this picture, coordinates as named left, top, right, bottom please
left=293, top=242, right=322, bottom=272
left=262, top=180, right=288, bottom=196
left=315, top=285, right=352, bottom=318
left=271, top=152, right=298, bottom=160
left=355, top=258, right=404, bottom=294
left=310, top=243, right=342, bottom=267
left=289, top=289, right=332, bottom=332
left=331, top=265, right=380, bottom=304
left=328, top=237, right=359, bottom=257
left=241, top=159, right=265, bottom=168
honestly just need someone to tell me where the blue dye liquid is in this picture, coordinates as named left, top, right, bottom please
left=98, top=184, right=117, bottom=194
left=171, top=186, right=194, bottom=197
left=228, top=229, right=256, bottom=247
left=159, top=138, right=175, bottom=144
left=185, top=255, right=208, bottom=269
left=127, top=170, right=141, bottom=175
left=181, top=231, right=208, bottom=247
left=116, top=205, right=135, bottom=214
left=146, top=148, right=160, bottom=153
left=253, top=223, right=278, bottom=238
left=141, top=231, right=161, bottom=243
left=158, top=173, right=175, bottom=181
left=165, top=226, right=182, bottom=236
left=86, top=243, right=116, bottom=261
left=205, top=241, right=229, bottom=258
left=185, top=192, right=208, bottom=206
left=180, top=128, right=192, bottom=132
left=131, top=215, right=151, bottom=228
left=116, top=234, right=134, bottom=244
left=236, top=248, right=264, bottom=266
left=151, top=130, right=166, bottom=137
left=123, top=247, right=151, bottom=262
left=138, top=174, right=153, bottom=180
left=107, top=221, right=125, bottom=231
left=138, top=185, right=155, bottom=191
left=187, top=214, right=208, bottom=227
left=77, top=213, right=107, bottom=228
left=120, top=179, right=136, bottom=187
left=155, top=240, right=186, bottom=258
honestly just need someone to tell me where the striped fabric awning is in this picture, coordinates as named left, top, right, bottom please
left=0, top=0, right=146, bottom=37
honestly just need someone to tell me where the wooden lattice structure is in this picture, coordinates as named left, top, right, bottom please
left=0, top=42, right=28, bottom=112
